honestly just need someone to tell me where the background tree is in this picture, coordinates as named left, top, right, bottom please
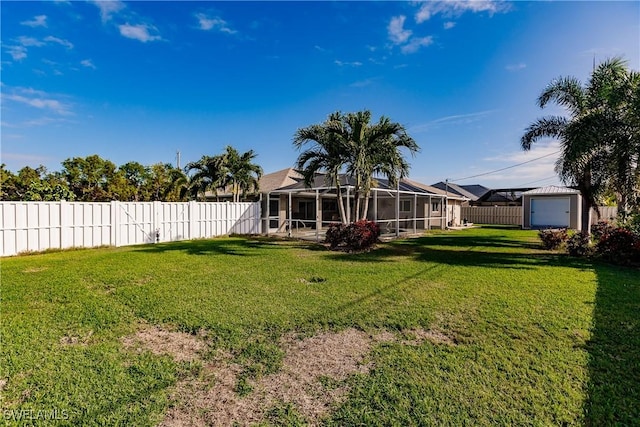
left=185, top=155, right=226, bottom=201
left=222, top=146, right=263, bottom=202
left=61, top=155, right=117, bottom=201
left=118, top=161, right=150, bottom=201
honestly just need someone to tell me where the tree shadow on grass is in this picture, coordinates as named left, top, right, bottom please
left=133, top=236, right=314, bottom=257
left=584, top=263, right=640, bottom=424
left=324, top=234, right=586, bottom=271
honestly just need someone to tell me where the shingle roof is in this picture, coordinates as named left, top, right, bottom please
left=522, top=185, right=580, bottom=195
left=431, top=182, right=489, bottom=201
left=258, top=168, right=303, bottom=193
left=270, top=173, right=457, bottom=197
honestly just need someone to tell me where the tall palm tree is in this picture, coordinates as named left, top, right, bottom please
left=294, top=110, right=419, bottom=223
left=521, top=58, right=638, bottom=231
left=294, top=112, right=350, bottom=224
left=185, top=155, right=226, bottom=201
left=222, top=146, right=263, bottom=202
left=345, top=112, right=419, bottom=220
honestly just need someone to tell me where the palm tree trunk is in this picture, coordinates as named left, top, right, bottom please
left=335, top=180, right=347, bottom=224
left=581, top=196, right=592, bottom=234
left=362, top=192, right=371, bottom=221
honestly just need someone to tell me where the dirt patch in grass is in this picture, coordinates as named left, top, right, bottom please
left=122, top=325, right=205, bottom=362
left=156, top=326, right=456, bottom=426
left=159, top=328, right=389, bottom=426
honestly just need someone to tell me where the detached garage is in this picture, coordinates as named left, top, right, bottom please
left=522, top=186, right=582, bottom=230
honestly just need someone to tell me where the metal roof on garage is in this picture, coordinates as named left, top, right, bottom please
left=522, top=185, right=580, bottom=195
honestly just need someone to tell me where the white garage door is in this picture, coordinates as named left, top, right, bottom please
left=531, top=197, right=570, bottom=227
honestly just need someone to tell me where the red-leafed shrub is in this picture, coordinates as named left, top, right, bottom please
left=538, top=228, right=568, bottom=250
left=591, top=220, right=615, bottom=242
left=595, top=227, right=640, bottom=266
left=566, top=231, right=593, bottom=257
left=325, top=223, right=346, bottom=249
left=325, top=220, right=381, bottom=251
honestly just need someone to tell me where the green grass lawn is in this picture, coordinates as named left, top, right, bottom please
left=1, top=226, right=638, bottom=426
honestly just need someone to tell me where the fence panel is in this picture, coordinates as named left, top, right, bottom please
left=0, top=201, right=262, bottom=256
left=592, top=206, right=617, bottom=224
left=461, top=206, right=522, bottom=225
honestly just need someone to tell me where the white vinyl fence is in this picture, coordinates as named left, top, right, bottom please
left=0, top=201, right=261, bottom=256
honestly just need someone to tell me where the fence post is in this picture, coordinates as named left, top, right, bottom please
left=189, top=200, right=196, bottom=239
left=110, top=201, right=118, bottom=247
left=153, top=201, right=161, bottom=243
left=60, top=200, right=68, bottom=250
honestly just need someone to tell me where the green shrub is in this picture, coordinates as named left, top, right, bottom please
left=538, top=228, right=568, bottom=250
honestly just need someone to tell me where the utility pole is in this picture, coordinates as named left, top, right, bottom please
left=445, top=178, right=449, bottom=228
left=176, top=150, right=181, bottom=169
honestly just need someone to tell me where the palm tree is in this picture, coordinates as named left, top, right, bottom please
left=521, top=58, right=639, bottom=231
left=222, top=146, right=263, bottom=202
left=185, top=155, right=226, bottom=201
left=164, top=167, right=190, bottom=201
left=294, top=110, right=419, bottom=223
left=294, top=112, right=351, bottom=224
left=342, top=112, right=419, bottom=220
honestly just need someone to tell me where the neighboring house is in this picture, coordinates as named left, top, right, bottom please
left=432, top=182, right=535, bottom=206
left=432, top=182, right=489, bottom=205
left=521, top=186, right=582, bottom=229
left=265, top=173, right=468, bottom=237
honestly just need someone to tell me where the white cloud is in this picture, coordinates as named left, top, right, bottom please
left=388, top=16, right=412, bottom=44
left=401, top=36, right=433, bottom=54
left=350, top=78, right=376, bottom=88
left=118, top=23, right=161, bottom=43
left=81, top=59, right=96, bottom=69
left=90, top=0, right=126, bottom=23
left=505, top=62, right=526, bottom=71
left=21, top=15, right=48, bottom=28
left=6, top=46, right=27, bottom=61
left=416, top=1, right=511, bottom=23
left=479, top=141, right=561, bottom=185
left=195, top=13, right=237, bottom=34
left=17, top=36, right=45, bottom=47
left=44, top=36, right=74, bottom=49
left=4, top=90, right=73, bottom=116
left=411, top=110, right=497, bottom=133
left=335, top=60, right=363, bottom=67
left=443, top=21, right=456, bottom=30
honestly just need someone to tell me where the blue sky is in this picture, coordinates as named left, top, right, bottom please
left=2, top=1, right=639, bottom=188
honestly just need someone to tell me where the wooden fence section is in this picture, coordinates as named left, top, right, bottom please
left=0, top=201, right=261, bottom=256
left=461, top=205, right=617, bottom=226
left=461, top=206, right=522, bottom=225
left=593, top=206, right=617, bottom=223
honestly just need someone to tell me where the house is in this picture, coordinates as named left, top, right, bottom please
left=264, top=173, right=467, bottom=238
left=521, top=186, right=582, bottom=229
left=432, top=182, right=489, bottom=205
left=431, top=182, right=534, bottom=206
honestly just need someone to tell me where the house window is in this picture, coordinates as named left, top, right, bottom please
left=431, top=202, right=440, bottom=213
left=400, top=200, right=411, bottom=212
